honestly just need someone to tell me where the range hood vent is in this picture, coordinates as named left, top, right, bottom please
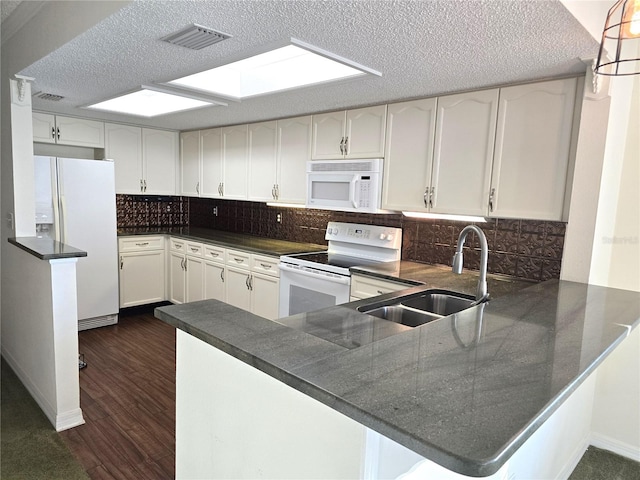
left=161, top=24, right=231, bottom=50
left=33, top=91, right=64, bottom=101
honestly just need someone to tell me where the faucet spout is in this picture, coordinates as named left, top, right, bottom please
left=452, top=225, right=489, bottom=302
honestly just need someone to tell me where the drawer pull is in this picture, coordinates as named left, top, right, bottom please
left=233, top=257, right=245, bottom=263
left=210, top=252, right=219, bottom=257
left=135, top=242, right=149, bottom=247
left=190, top=247, right=199, bottom=252
left=260, top=263, right=272, bottom=269
left=175, top=244, right=182, bottom=249
left=377, top=290, right=384, bottom=294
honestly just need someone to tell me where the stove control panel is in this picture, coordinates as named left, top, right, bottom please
left=325, top=222, right=402, bottom=252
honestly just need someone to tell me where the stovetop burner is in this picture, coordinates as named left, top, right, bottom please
left=286, top=252, right=387, bottom=269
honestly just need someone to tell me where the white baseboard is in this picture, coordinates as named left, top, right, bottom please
left=1, top=346, right=85, bottom=432
left=78, top=313, right=118, bottom=331
left=557, top=436, right=590, bottom=480
left=590, top=433, right=640, bottom=462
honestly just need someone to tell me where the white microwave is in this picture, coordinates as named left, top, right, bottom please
left=306, top=159, right=384, bottom=213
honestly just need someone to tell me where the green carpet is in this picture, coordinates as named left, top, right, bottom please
left=1, top=358, right=88, bottom=480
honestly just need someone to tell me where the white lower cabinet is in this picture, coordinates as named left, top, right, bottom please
left=225, top=250, right=280, bottom=320
left=169, top=250, right=187, bottom=304
left=170, top=238, right=206, bottom=304
left=118, top=236, right=166, bottom=308
left=350, top=274, right=411, bottom=302
left=204, top=244, right=226, bottom=301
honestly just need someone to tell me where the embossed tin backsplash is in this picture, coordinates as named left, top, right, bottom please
left=117, top=195, right=565, bottom=282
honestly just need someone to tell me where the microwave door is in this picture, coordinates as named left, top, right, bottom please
left=307, top=173, right=356, bottom=210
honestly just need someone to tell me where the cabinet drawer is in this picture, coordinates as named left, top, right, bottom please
left=170, top=238, right=186, bottom=252
left=185, top=241, right=204, bottom=257
left=226, top=249, right=250, bottom=269
left=251, top=254, right=280, bottom=277
left=118, top=236, right=164, bottom=252
left=350, top=275, right=411, bottom=299
left=203, top=244, right=225, bottom=264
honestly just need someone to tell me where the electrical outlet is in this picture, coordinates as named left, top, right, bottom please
left=213, top=206, right=218, bottom=216
left=276, top=213, right=282, bottom=224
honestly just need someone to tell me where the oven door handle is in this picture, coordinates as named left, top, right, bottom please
left=279, top=263, right=351, bottom=285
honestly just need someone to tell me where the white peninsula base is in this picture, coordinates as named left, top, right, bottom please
left=175, top=330, right=600, bottom=479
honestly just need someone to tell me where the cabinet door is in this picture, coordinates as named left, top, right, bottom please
left=430, top=90, right=498, bottom=216
left=225, top=265, right=251, bottom=311
left=345, top=105, right=387, bottom=159
left=119, top=250, right=165, bottom=308
left=169, top=251, right=186, bottom=304
left=201, top=128, right=223, bottom=197
left=491, top=78, right=577, bottom=220
left=56, top=116, right=105, bottom=147
left=185, top=256, right=204, bottom=303
left=311, top=111, right=346, bottom=159
left=143, top=129, right=178, bottom=195
left=180, top=131, right=201, bottom=196
left=276, top=115, right=311, bottom=204
left=32, top=112, right=56, bottom=144
left=382, top=98, right=437, bottom=211
left=250, top=272, right=279, bottom=320
left=106, top=123, right=143, bottom=194
left=222, top=125, right=248, bottom=200
left=204, top=261, right=225, bottom=302
left=248, top=121, right=278, bottom=202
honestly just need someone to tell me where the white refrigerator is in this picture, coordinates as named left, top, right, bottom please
left=35, top=156, right=119, bottom=330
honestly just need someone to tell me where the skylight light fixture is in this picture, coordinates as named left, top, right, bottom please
left=86, top=86, right=221, bottom=117
left=167, top=38, right=381, bottom=100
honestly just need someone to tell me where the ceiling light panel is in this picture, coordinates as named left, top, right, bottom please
left=169, top=43, right=377, bottom=99
left=86, top=89, right=213, bottom=117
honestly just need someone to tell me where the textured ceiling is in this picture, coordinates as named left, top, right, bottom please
left=20, top=0, right=599, bottom=131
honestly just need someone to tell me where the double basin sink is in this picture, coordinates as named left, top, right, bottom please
left=357, top=289, right=482, bottom=327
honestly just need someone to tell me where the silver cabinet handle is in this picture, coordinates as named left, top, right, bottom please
left=51, top=127, right=56, bottom=140
left=220, top=269, right=225, bottom=282
left=175, top=243, right=182, bottom=249
left=275, top=184, right=280, bottom=199
left=245, top=275, right=250, bottom=290
left=144, top=179, right=147, bottom=192
left=489, top=188, right=495, bottom=212
left=210, top=252, right=219, bottom=257
left=196, top=182, right=199, bottom=195
left=56, top=127, right=60, bottom=140
left=377, top=290, right=384, bottom=294
left=339, top=137, right=345, bottom=155
left=220, top=183, right=224, bottom=196
left=272, top=184, right=276, bottom=200
left=120, top=256, right=123, bottom=269
left=260, top=263, right=272, bottom=269
left=233, top=257, right=244, bottom=263
left=344, top=136, right=349, bottom=156
left=136, top=242, right=149, bottom=247
left=180, top=258, right=184, bottom=269
left=429, top=187, right=434, bottom=209
left=140, top=179, right=144, bottom=193
left=423, top=187, right=429, bottom=208
left=248, top=274, right=253, bottom=291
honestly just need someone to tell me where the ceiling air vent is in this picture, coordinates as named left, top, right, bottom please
left=161, top=24, right=231, bottom=50
left=33, top=91, right=64, bottom=101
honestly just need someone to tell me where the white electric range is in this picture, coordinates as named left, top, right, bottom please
left=279, top=222, right=402, bottom=317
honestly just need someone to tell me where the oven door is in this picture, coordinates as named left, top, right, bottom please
left=279, top=263, right=351, bottom=318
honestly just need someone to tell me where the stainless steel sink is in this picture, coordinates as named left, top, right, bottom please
left=357, top=289, right=480, bottom=327
left=361, top=305, right=442, bottom=327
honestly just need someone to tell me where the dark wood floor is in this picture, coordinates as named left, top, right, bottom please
left=60, top=309, right=176, bottom=479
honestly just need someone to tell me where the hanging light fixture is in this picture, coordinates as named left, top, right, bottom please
left=595, top=0, right=640, bottom=75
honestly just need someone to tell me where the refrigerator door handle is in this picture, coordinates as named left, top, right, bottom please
left=59, top=195, right=67, bottom=244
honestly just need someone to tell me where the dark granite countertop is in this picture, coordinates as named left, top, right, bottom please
left=351, top=260, right=535, bottom=299
left=155, top=280, right=640, bottom=477
left=8, top=237, right=87, bottom=260
left=118, top=227, right=326, bottom=256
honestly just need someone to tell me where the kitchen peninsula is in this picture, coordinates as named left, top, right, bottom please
left=155, top=275, right=640, bottom=479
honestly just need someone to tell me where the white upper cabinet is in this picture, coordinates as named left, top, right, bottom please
left=248, top=121, right=278, bottom=202
left=222, top=125, right=249, bottom=200
left=142, top=129, right=178, bottom=195
left=490, top=78, right=577, bottom=220
left=180, top=131, right=201, bottom=196
left=106, top=124, right=143, bottom=195
left=312, top=105, right=387, bottom=159
left=200, top=128, right=223, bottom=198
left=106, top=124, right=177, bottom=195
left=276, top=115, right=312, bottom=205
left=33, top=113, right=104, bottom=148
left=430, top=89, right=498, bottom=216
left=382, top=98, right=437, bottom=211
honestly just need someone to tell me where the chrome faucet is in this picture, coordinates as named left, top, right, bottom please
left=452, top=225, right=489, bottom=302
